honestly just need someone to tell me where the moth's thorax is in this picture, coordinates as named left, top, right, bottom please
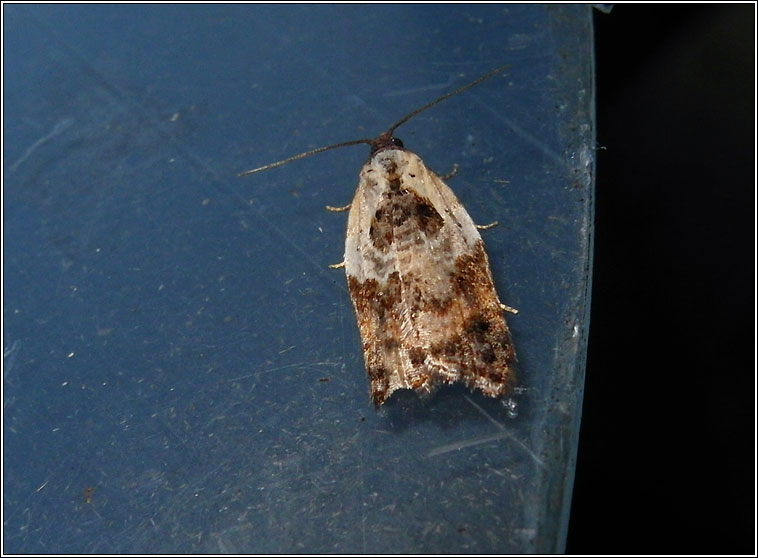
left=365, top=147, right=411, bottom=177
left=359, top=148, right=436, bottom=201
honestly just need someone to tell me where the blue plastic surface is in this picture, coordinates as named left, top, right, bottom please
left=3, top=5, right=594, bottom=553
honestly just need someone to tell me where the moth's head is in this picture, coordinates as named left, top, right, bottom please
left=370, top=131, right=405, bottom=155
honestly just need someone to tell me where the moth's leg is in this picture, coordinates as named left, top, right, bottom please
left=324, top=204, right=348, bottom=268
left=499, top=302, right=519, bottom=314
left=438, top=163, right=460, bottom=180
left=326, top=203, right=351, bottom=212
left=478, top=220, right=512, bottom=312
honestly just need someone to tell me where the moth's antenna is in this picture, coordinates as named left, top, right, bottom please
left=238, top=64, right=510, bottom=177
left=386, top=64, right=510, bottom=136
left=238, top=138, right=372, bottom=176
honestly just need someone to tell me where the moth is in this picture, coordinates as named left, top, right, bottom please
left=240, top=65, right=517, bottom=407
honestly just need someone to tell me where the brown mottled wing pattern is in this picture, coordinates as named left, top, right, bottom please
left=344, top=148, right=516, bottom=406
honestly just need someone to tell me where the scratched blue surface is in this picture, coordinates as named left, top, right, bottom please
left=3, top=4, right=594, bottom=553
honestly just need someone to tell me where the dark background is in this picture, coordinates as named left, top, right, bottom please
left=567, top=5, right=754, bottom=554
left=2, top=5, right=590, bottom=553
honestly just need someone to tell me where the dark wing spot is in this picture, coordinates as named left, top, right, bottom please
left=383, top=337, right=399, bottom=351
left=480, top=345, right=496, bottom=364
left=414, top=199, right=444, bottom=236
left=464, top=317, right=495, bottom=347
left=408, top=347, right=426, bottom=366
left=369, top=205, right=394, bottom=252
